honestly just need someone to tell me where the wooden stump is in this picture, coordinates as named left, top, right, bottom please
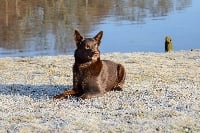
left=165, top=36, right=173, bottom=52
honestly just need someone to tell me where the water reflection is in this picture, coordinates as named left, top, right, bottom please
left=109, top=0, right=193, bottom=23
left=0, top=0, right=195, bottom=57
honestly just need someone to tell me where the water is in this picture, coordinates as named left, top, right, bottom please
left=0, top=0, right=199, bottom=58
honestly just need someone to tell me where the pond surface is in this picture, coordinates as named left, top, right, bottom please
left=0, top=0, right=199, bottom=57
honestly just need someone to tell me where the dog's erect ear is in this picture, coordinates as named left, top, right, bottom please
left=93, top=31, right=103, bottom=43
left=74, top=30, right=83, bottom=45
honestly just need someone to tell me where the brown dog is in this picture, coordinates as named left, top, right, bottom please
left=53, top=30, right=125, bottom=99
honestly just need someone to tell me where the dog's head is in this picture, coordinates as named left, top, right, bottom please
left=74, top=30, right=103, bottom=64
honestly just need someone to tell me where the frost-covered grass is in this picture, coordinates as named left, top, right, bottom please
left=0, top=50, right=200, bottom=132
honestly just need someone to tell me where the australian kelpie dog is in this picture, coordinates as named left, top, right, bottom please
left=53, top=30, right=125, bottom=99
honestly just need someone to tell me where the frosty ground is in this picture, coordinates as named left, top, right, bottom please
left=0, top=50, right=199, bottom=132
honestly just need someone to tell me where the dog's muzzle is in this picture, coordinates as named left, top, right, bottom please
left=89, top=51, right=99, bottom=61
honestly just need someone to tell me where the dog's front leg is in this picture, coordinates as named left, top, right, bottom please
left=53, top=89, right=77, bottom=100
left=79, top=93, right=103, bottom=100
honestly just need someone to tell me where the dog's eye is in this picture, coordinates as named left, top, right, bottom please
left=85, top=45, right=90, bottom=49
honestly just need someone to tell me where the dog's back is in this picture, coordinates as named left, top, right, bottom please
left=101, top=60, right=125, bottom=91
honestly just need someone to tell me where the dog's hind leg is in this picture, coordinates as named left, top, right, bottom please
left=113, top=64, right=126, bottom=91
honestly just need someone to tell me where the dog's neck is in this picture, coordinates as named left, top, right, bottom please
left=74, top=58, right=102, bottom=76
left=77, top=61, right=93, bottom=69
left=75, top=58, right=101, bottom=69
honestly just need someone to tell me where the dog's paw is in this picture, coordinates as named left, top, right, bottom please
left=53, top=94, right=65, bottom=100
